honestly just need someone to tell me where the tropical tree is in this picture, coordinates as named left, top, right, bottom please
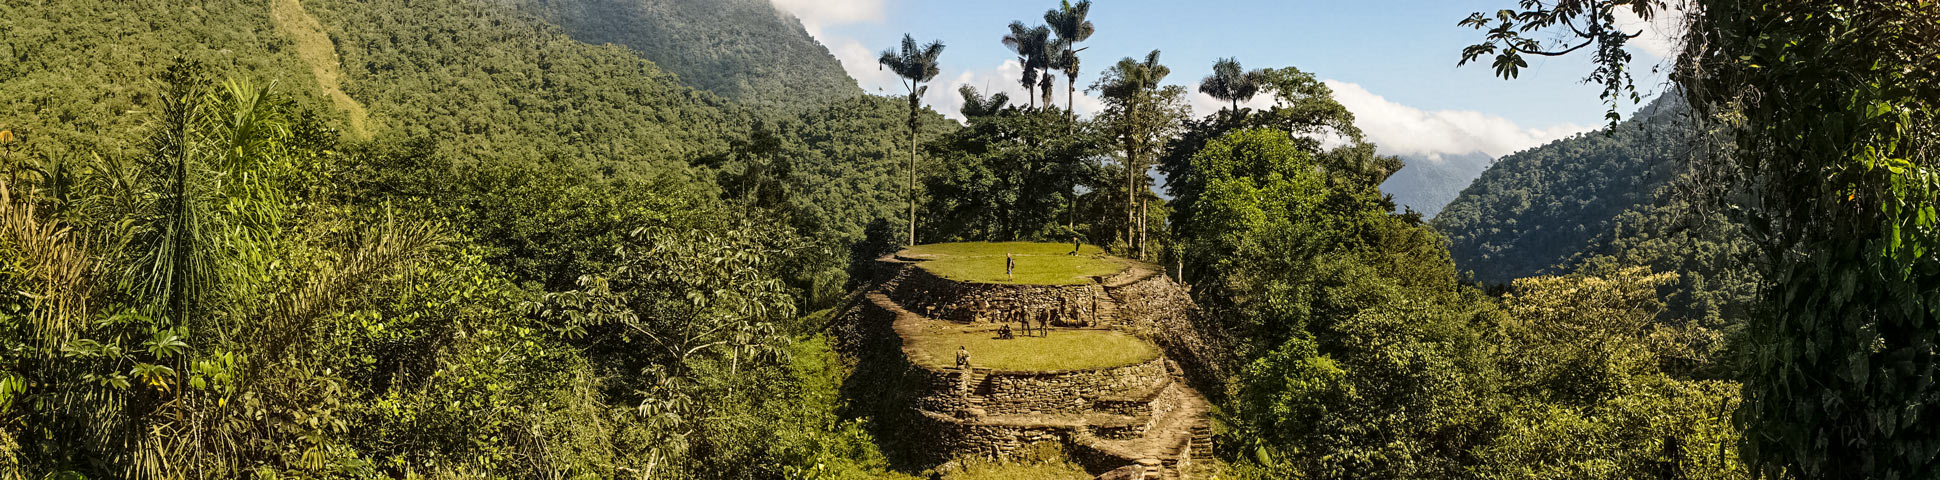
left=877, top=34, right=945, bottom=247
left=1457, top=0, right=1657, bottom=127
left=1045, top=0, right=1095, bottom=120
left=1462, top=1, right=1940, bottom=477
left=1092, top=50, right=1188, bottom=258
left=1199, top=57, right=1265, bottom=112
left=1001, top=22, right=1054, bottom=111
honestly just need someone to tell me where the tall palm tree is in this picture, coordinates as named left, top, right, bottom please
left=1096, top=50, right=1170, bottom=254
left=1045, top=0, right=1095, bottom=120
left=1002, top=22, right=1053, bottom=110
left=878, top=34, right=945, bottom=246
left=1199, top=57, right=1264, bottom=112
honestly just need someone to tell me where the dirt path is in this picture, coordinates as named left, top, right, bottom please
left=268, top=0, right=371, bottom=138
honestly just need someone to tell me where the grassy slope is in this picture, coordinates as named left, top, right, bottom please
left=268, top=0, right=369, bottom=138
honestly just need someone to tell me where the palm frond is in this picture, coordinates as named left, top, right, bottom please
left=0, top=181, right=93, bottom=353
left=255, top=209, right=445, bottom=360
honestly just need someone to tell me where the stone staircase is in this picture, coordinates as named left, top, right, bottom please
left=1189, top=424, right=1213, bottom=461
left=1089, top=283, right=1121, bottom=326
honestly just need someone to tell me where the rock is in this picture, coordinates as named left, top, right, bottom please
left=1095, top=465, right=1145, bottom=480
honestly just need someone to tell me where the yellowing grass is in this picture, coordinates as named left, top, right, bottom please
left=904, top=242, right=1123, bottom=285
left=906, top=329, right=1159, bottom=371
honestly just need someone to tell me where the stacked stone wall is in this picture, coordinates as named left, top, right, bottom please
left=976, top=357, right=1166, bottom=415
left=889, top=265, right=1107, bottom=327
left=1107, top=269, right=1191, bottom=332
left=912, top=411, right=1070, bottom=462
left=1103, top=266, right=1237, bottom=398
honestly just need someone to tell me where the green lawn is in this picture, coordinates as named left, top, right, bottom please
left=904, top=242, right=1123, bottom=285
left=906, top=329, right=1160, bottom=371
left=944, top=461, right=1093, bottom=480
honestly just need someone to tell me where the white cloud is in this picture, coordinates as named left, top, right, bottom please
left=769, top=0, right=882, bottom=39
left=768, top=0, right=898, bottom=95
left=1322, top=80, right=1593, bottom=159
left=1614, top=1, right=1689, bottom=59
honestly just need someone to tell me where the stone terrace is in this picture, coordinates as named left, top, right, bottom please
left=845, top=245, right=1215, bottom=479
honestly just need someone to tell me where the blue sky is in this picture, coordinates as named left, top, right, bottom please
left=771, top=0, right=1682, bottom=160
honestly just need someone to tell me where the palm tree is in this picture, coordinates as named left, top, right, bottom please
left=1045, top=0, right=1095, bottom=120
left=1096, top=50, right=1170, bottom=254
left=1002, top=22, right=1053, bottom=110
left=1199, top=57, right=1264, bottom=112
left=958, top=85, right=1011, bottom=119
left=878, top=34, right=945, bottom=246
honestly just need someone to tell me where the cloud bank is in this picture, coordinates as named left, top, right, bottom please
left=1321, top=80, right=1593, bottom=160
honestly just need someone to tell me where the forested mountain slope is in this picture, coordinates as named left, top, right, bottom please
left=0, top=0, right=744, bottom=182
left=515, top=0, right=862, bottom=111
left=1433, top=94, right=1690, bottom=284
left=1433, top=93, right=1756, bottom=332
left=0, top=0, right=326, bottom=161
left=306, top=0, right=746, bottom=177
left=1381, top=151, right=1494, bottom=218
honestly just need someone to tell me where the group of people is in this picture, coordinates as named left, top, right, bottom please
left=995, top=307, right=1054, bottom=339
left=989, top=296, right=1090, bottom=340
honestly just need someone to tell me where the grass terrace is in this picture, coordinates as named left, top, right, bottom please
left=906, top=329, right=1160, bottom=371
left=903, top=242, right=1124, bottom=285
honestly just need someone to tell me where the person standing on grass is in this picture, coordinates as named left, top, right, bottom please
left=1006, top=252, right=1015, bottom=281
left=1037, top=308, right=1048, bottom=336
left=956, top=346, right=971, bottom=371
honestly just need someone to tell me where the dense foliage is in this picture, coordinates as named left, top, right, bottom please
left=1156, top=71, right=1740, bottom=478
left=0, top=0, right=937, bottom=477
left=1466, top=0, right=1940, bottom=477
left=919, top=96, right=1103, bottom=243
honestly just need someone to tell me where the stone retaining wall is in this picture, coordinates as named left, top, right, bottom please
left=1102, top=267, right=1188, bottom=333
left=1102, top=265, right=1236, bottom=398
left=912, top=411, right=1071, bottom=462
left=977, top=357, right=1167, bottom=415
left=888, top=263, right=1107, bottom=327
left=903, top=355, right=1170, bottom=417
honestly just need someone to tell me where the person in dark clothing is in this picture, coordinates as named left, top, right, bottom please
left=1005, top=253, right=1015, bottom=281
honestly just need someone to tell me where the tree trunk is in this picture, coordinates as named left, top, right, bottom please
left=908, top=123, right=917, bottom=247
left=1138, top=195, right=1148, bottom=259
left=1066, top=75, right=1077, bottom=125
left=1125, top=143, right=1135, bottom=254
